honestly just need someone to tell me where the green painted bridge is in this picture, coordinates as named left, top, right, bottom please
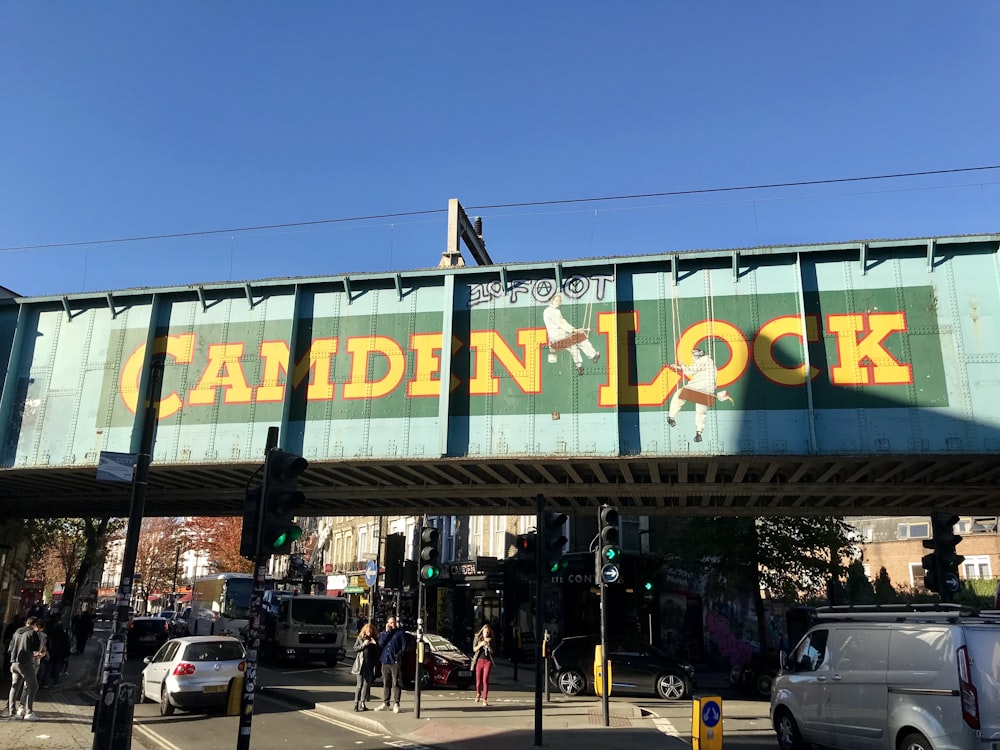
left=1, top=233, right=999, bottom=519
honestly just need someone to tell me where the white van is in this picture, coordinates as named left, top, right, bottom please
left=770, top=605, right=1000, bottom=750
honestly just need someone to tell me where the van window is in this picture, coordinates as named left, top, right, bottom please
left=888, top=627, right=951, bottom=673
left=833, top=628, right=889, bottom=672
left=793, top=629, right=829, bottom=672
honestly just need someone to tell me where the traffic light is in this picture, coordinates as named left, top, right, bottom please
left=931, top=512, right=964, bottom=601
left=515, top=532, right=537, bottom=577
left=596, top=505, right=621, bottom=584
left=542, top=510, right=569, bottom=574
left=384, top=533, right=405, bottom=589
left=598, top=505, right=620, bottom=563
left=259, top=448, right=308, bottom=555
left=419, top=526, right=442, bottom=583
left=239, top=486, right=262, bottom=559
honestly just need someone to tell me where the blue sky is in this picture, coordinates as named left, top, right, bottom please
left=2, top=3, right=998, bottom=297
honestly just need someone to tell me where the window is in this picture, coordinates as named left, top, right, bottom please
left=493, top=516, right=507, bottom=558
left=962, top=556, right=992, bottom=579
left=971, top=517, right=998, bottom=534
left=909, top=562, right=927, bottom=588
left=898, top=522, right=930, bottom=540
left=470, top=516, right=483, bottom=557
left=793, top=629, right=829, bottom=672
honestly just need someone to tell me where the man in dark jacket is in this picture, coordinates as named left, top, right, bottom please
left=373, top=616, right=409, bottom=713
left=7, top=616, right=43, bottom=721
left=43, top=620, right=71, bottom=686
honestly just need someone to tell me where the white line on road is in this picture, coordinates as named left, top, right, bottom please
left=653, top=717, right=682, bottom=738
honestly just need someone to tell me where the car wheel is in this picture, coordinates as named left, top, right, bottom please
left=159, top=684, right=176, bottom=716
left=899, top=731, right=932, bottom=750
left=655, top=672, right=687, bottom=701
left=774, top=708, right=805, bottom=750
left=755, top=672, right=773, bottom=698
left=556, top=668, right=586, bottom=696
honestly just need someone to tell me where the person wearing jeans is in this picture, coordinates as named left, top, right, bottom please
left=374, top=616, right=408, bottom=713
left=8, top=616, right=43, bottom=721
left=472, top=623, right=496, bottom=706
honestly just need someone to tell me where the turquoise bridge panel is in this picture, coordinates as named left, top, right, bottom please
left=0, top=234, right=998, bottom=470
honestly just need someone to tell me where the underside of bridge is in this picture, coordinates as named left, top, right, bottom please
left=4, top=452, right=999, bottom=520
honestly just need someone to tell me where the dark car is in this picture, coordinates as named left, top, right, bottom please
left=550, top=635, right=695, bottom=700
left=127, top=616, right=171, bottom=657
left=401, top=632, right=474, bottom=689
left=172, top=607, right=191, bottom=636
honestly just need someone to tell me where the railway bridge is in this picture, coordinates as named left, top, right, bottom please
left=1, top=232, right=998, bottom=520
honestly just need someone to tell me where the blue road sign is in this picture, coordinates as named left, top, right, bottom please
left=600, top=564, right=620, bottom=584
left=365, top=560, right=378, bottom=587
left=701, top=699, right=721, bottom=728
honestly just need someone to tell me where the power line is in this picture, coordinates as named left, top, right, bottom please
left=2, top=164, right=998, bottom=253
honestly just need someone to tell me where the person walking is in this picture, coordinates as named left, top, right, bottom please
left=43, top=619, right=71, bottom=687
left=351, top=623, right=379, bottom=711
left=7, top=616, right=43, bottom=721
left=472, top=623, right=496, bottom=706
left=374, top=616, right=408, bottom=714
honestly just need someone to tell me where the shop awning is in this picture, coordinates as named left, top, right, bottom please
left=177, top=593, right=192, bottom=604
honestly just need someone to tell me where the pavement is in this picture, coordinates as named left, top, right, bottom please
left=0, top=636, right=735, bottom=750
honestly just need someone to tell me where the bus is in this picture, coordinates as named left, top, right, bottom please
left=189, top=573, right=273, bottom=637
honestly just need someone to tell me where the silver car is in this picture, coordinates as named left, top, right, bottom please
left=140, top=636, right=246, bottom=716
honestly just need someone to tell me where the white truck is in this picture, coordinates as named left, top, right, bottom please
left=261, top=591, right=350, bottom=666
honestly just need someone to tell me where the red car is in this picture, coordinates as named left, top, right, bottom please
left=401, top=633, right=474, bottom=689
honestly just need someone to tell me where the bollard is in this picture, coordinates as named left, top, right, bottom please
left=691, top=694, right=723, bottom=750
left=94, top=681, right=137, bottom=750
left=227, top=675, right=244, bottom=716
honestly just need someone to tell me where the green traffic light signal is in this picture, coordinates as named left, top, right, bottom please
left=644, top=581, right=653, bottom=591
left=602, top=545, right=620, bottom=561
left=419, top=526, right=442, bottom=584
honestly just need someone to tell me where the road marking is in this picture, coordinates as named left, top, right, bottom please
left=134, top=723, right=186, bottom=750
left=653, top=717, right=681, bottom=738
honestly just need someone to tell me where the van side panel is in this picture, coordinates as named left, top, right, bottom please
left=964, top=627, right=1000, bottom=739
left=827, top=626, right=890, bottom=750
left=887, top=626, right=964, bottom=748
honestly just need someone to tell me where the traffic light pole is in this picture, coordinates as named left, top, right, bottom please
left=236, top=426, right=279, bottom=750
left=533, top=493, right=544, bottom=747
left=92, top=357, right=163, bottom=750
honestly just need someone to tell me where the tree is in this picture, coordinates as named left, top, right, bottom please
left=666, top=515, right=858, bottom=656
left=24, top=517, right=123, bottom=619
left=844, top=560, right=875, bottom=604
left=184, top=517, right=253, bottom=574
left=873, top=566, right=900, bottom=604
left=131, top=517, right=186, bottom=613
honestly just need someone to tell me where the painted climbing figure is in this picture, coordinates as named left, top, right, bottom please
left=667, top=348, right=720, bottom=442
left=543, top=294, right=601, bottom=375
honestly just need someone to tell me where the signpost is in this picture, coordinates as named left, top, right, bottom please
left=365, top=560, right=378, bottom=588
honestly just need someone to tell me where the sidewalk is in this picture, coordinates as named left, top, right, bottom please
left=2, top=640, right=732, bottom=750
left=0, top=636, right=105, bottom=749
left=267, top=661, right=734, bottom=750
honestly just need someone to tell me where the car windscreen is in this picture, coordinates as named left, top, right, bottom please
left=424, top=634, right=462, bottom=652
left=289, top=598, right=348, bottom=626
left=130, top=620, right=166, bottom=635
left=181, top=641, right=246, bottom=662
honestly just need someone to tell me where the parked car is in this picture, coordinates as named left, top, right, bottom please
left=172, top=607, right=191, bottom=636
left=401, top=632, right=474, bottom=689
left=140, top=636, right=247, bottom=716
left=550, top=635, right=695, bottom=700
left=771, top=605, right=1000, bottom=750
left=126, top=617, right=171, bottom=658
left=729, top=653, right=779, bottom=699
left=95, top=601, right=116, bottom=621
left=156, top=610, right=178, bottom=627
